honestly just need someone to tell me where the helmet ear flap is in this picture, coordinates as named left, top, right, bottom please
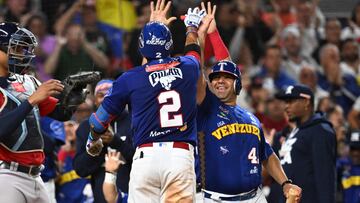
left=234, top=77, right=242, bottom=95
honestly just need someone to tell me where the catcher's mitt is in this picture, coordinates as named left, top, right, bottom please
left=58, top=71, right=101, bottom=112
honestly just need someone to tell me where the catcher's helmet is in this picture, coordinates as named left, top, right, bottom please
left=139, top=21, right=173, bottom=60
left=0, top=22, right=19, bottom=48
left=7, top=27, right=38, bottom=74
left=209, top=60, right=242, bottom=95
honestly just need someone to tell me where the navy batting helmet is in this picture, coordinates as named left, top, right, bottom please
left=7, top=27, right=38, bottom=74
left=208, top=60, right=242, bottom=95
left=0, top=22, right=19, bottom=48
left=139, top=21, right=173, bottom=60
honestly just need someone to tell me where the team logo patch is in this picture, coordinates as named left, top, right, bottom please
left=250, top=166, right=258, bottom=174
left=149, top=68, right=183, bottom=90
left=146, top=35, right=167, bottom=46
left=219, top=146, right=229, bottom=155
left=217, top=112, right=229, bottom=121
left=11, top=82, right=26, bottom=92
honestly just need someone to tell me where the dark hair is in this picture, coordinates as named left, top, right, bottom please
left=265, top=44, right=281, bottom=54
left=351, top=2, right=360, bottom=23
left=25, top=13, right=48, bottom=30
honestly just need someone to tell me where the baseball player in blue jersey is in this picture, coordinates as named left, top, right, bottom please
left=195, top=3, right=302, bottom=202
left=342, top=130, right=360, bottom=203
left=87, top=0, right=211, bottom=202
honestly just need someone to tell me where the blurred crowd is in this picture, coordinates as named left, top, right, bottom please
left=1, top=0, right=359, bottom=202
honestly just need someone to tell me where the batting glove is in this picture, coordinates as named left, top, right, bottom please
left=86, top=137, right=104, bottom=157
left=184, top=7, right=206, bottom=28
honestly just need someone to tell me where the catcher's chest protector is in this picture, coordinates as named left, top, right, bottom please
left=0, top=74, right=43, bottom=151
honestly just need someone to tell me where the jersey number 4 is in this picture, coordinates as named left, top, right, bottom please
left=158, top=90, right=183, bottom=128
left=248, top=147, right=259, bottom=164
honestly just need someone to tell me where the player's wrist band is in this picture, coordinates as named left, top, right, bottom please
left=281, top=179, right=293, bottom=188
left=104, top=172, right=117, bottom=184
left=186, top=30, right=198, bottom=36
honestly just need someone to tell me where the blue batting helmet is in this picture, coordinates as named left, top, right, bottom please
left=0, top=22, right=19, bottom=47
left=7, top=27, right=38, bottom=74
left=139, top=21, right=173, bottom=60
left=208, top=60, right=242, bottom=95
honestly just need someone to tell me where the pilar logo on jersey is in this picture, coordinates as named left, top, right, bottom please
left=149, top=68, right=183, bottom=90
left=211, top=123, right=260, bottom=140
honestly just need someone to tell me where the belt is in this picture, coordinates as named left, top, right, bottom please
left=0, top=161, right=42, bottom=176
left=203, top=188, right=257, bottom=201
left=138, top=142, right=190, bottom=151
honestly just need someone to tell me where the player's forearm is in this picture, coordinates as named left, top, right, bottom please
left=103, top=181, right=118, bottom=203
left=89, top=105, right=114, bottom=140
left=263, top=153, right=288, bottom=186
left=0, top=100, right=33, bottom=140
left=185, top=27, right=199, bottom=47
left=208, top=29, right=230, bottom=61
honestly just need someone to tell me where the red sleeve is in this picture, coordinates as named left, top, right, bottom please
left=57, top=149, right=66, bottom=162
left=204, top=35, right=214, bottom=62
left=38, top=96, right=58, bottom=116
left=208, top=29, right=230, bottom=61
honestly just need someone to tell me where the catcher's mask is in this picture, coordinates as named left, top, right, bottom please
left=7, top=27, right=38, bottom=75
left=138, top=21, right=173, bottom=60
left=208, top=60, right=242, bottom=95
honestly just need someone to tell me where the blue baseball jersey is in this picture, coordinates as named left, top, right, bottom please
left=102, top=56, right=200, bottom=147
left=342, top=164, right=360, bottom=203
left=197, top=88, right=273, bottom=194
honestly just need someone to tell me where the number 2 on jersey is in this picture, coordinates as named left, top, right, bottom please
left=158, top=90, right=183, bottom=128
left=248, top=147, right=259, bottom=164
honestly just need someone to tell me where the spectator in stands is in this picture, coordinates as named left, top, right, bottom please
left=317, top=44, right=360, bottom=116
left=298, top=66, right=328, bottom=108
left=257, top=94, right=288, bottom=132
left=339, top=38, right=360, bottom=76
left=348, top=97, right=360, bottom=130
left=53, top=0, right=112, bottom=74
left=294, top=0, right=318, bottom=59
left=44, top=24, right=110, bottom=80
left=230, top=0, right=275, bottom=64
left=312, top=18, right=342, bottom=63
left=40, top=117, right=66, bottom=203
left=281, top=25, right=315, bottom=81
left=326, top=105, right=346, bottom=142
left=341, top=2, right=360, bottom=41
left=3, top=0, right=32, bottom=24
left=255, top=45, right=296, bottom=91
left=56, top=120, right=92, bottom=203
left=25, top=13, right=57, bottom=81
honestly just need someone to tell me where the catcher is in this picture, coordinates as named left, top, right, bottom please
left=0, top=22, right=97, bottom=203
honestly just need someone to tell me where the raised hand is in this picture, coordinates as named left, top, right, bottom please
left=28, top=79, right=64, bottom=106
left=105, top=150, right=125, bottom=173
left=184, top=7, right=206, bottom=28
left=149, top=0, right=176, bottom=26
left=200, top=2, right=217, bottom=34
